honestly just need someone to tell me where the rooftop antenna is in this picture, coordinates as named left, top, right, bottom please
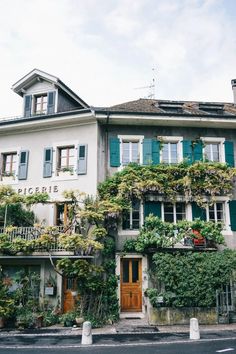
left=134, top=68, right=156, bottom=99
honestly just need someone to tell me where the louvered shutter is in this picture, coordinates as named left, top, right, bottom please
left=144, top=201, right=162, bottom=219
left=229, top=200, right=236, bottom=231
left=47, top=91, right=56, bottom=114
left=152, top=140, right=160, bottom=165
left=77, top=144, right=88, bottom=175
left=192, top=202, right=206, bottom=221
left=24, top=95, right=32, bottom=117
left=18, top=150, right=29, bottom=180
left=110, top=138, right=120, bottom=167
left=143, top=139, right=152, bottom=165
left=224, top=141, right=235, bottom=167
left=43, top=148, right=53, bottom=177
left=193, top=141, right=203, bottom=161
left=182, top=140, right=193, bottom=164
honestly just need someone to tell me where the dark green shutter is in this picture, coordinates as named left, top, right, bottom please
left=229, top=200, right=236, bottom=231
left=43, top=147, right=53, bottom=178
left=24, top=95, right=32, bottom=117
left=225, top=141, right=235, bottom=167
left=77, top=144, right=88, bottom=175
left=47, top=91, right=56, bottom=114
left=193, top=141, right=203, bottom=161
left=18, top=150, right=29, bottom=180
left=192, top=202, right=206, bottom=221
left=152, top=140, right=160, bottom=165
left=144, top=201, right=161, bottom=219
left=182, top=140, right=193, bottom=164
left=110, top=138, right=120, bottom=167
left=143, top=139, right=152, bottom=165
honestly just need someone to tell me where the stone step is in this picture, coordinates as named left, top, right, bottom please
left=116, top=325, right=159, bottom=333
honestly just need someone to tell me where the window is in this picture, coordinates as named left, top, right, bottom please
left=2, top=152, right=17, bottom=176
left=163, top=202, right=186, bottom=223
left=122, top=141, right=139, bottom=165
left=204, top=143, right=220, bottom=162
left=159, top=136, right=183, bottom=164
left=34, top=94, right=48, bottom=115
left=58, top=146, right=75, bottom=173
left=55, top=203, right=68, bottom=225
left=208, top=202, right=225, bottom=223
left=162, top=143, right=178, bottom=163
left=122, top=200, right=140, bottom=230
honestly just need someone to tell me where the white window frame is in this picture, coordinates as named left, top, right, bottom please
left=161, top=202, right=186, bottom=223
left=118, top=135, right=144, bottom=168
left=159, top=136, right=183, bottom=164
left=25, top=89, right=58, bottom=117
left=0, top=146, right=20, bottom=185
left=51, top=140, right=78, bottom=181
left=201, top=137, right=225, bottom=163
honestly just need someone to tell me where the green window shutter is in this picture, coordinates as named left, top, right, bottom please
left=77, top=144, right=88, bottom=175
left=143, top=139, right=152, bottom=165
left=193, top=141, right=203, bottom=162
left=229, top=200, right=236, bottom=231
left=144, top=201, right=161, bottom=219
left=192, top=202, right=206, bottom=221
left=152, top=140, right=160, bottom=165
left=182, top=140, right=193, bottom=164
left=47, top=91, right=56, bottom=114
left=24, top=95, right=32, bottom=117
left=43, top=147, right=53, bottom=178
left=18, top=150, right=29, bottom=180
left=224, top=141, right=235, bottom=167
left=110, top=138, right=120, bottom=167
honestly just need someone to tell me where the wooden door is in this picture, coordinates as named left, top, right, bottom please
left=63, top=278, right=77, bottom=313
left=120, top=258, right=142, bottom=312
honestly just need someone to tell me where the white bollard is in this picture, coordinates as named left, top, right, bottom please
left=190, top=317, right=200, bottom=340
left=81, top=321, right=93, bottom=345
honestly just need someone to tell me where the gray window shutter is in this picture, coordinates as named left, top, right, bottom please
left=18, top=150, right=29, bottom=180
left=43, top=148, right=53, bottom=178
left=47, top=91, right=56, bottom=114
left=77, top=144, right=88, bottom=175
left=24, top=95, right=32, bottom=117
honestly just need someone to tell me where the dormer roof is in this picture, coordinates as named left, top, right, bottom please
left=12, top=68, right=89, bottom=109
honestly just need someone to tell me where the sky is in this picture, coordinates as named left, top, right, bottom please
left=0, top=0, right=236, bottom=118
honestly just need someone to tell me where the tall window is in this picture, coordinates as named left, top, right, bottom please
left=55, top=203, right=68, bottom=225
left=58, top=146, right=75, bottom=172
left=204, top=143, right=220, bottom=162
left=208, top=202, right=224, bottom=223
left=123, top=200, right=140, bottom=230
left=2, top=153, right=17, bottom=176
left=163, top=202, right=186, bottom=223
left=34, top=95, right=48, bottom=115
left=162, top=142, right=178, bottom=163
left=122, top=141, right=139, bottom=165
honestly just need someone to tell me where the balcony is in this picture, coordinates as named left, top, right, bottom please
left=0, top=226, right=94, bottom=259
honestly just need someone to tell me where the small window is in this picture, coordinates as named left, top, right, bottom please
left=57, top=146, right=75, bottom=173
left=34, top=94, right=48, bottom=115
left=204, top=143, right=220, bottom=162
left=208, top=202, right=224, bottom=223
left=163, top=202, right=186, bottom=223
left=162, top=142, right=178, bottom=164
left=122, top=200, right=140, bottom=230
left=122, top=141, right=139, bottom=165
left=2, top=152, right=17, bottom=177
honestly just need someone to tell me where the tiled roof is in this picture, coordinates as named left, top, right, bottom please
left=99, top=99, right=236, bottom=116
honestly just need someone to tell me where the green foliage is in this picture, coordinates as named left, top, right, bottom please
left=148, top=249, right=236, bottom=307
left=123, top=216, right=224, bottom=253
left=98, top=162, right=236, bottom=207
left=0, top=204, right=35, bottom=227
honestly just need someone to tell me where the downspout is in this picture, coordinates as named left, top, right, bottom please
left=105, top=111, right=110, bottom=178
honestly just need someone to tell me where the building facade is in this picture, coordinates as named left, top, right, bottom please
left=1, top=69, right=236, bottom=317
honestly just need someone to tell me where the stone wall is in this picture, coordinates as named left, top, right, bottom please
left=148, top=307, right=217, bottom=325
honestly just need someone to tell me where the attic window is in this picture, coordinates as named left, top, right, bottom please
left=34, top=94, right=48, bottom=115
left=198, top=103, right=224, bottom=115
left=156, top=102, right=183, bottom=114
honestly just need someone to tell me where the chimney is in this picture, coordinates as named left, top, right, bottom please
left=231, top=79, right=236, bottom=104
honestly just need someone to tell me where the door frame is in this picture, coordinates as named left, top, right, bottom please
left=116, top=253, right=148, bottom=315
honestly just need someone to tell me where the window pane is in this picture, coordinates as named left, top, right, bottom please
left=170, top=143, right=178, bottom=163
left=122, top=210, right=131, bottom=229
left=216, top=203, right=224, bottom=222
left=204, top=144, right=211, bottom=160
left=162, top=144, right=169, bottom=163
left=131, top=142, right=139, bottom=163
left=164, top=203, right=174, bottom=222
left=122, top=142, right=129, bottom=165
left=212, top=144, right=219, bottom=162
left=209, top=205, right=215, bottom=221
left=132, top=260, right=139, bottom=283
left=176, top=203, right=186, bottom=221
left=122, top=260, right=129, bottom=283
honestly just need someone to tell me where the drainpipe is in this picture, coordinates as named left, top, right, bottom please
left=105, top=112, right=110, bottom=178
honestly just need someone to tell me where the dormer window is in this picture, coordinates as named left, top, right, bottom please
left=34, top=94, right=48, bottom=115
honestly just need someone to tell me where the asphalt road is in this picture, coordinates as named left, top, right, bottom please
left=1, top=332, right=236, bottom=353
left=0, top=339, right=236, bottom=354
